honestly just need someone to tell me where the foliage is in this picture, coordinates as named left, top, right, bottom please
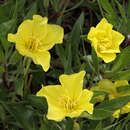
left=0, top=0, right=130, bottom=130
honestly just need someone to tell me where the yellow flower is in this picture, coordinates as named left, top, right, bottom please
left=113, top=103, right=130, bottom=118
left=87, top=18, right=125, bottom=63
left=112, top=80, right=130, bottom=118
left=8, top=15, right=64, bottom=72
left=36, top=71, right=93, bottom=121
left=91, top=79, right=117, bottom=102
left=91, top=79, right=130, bottom=118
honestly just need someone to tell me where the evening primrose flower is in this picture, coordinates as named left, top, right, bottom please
left=113, top=80, right=130, bottom=118
left=8, top=15, right=64, bottom=72
left=87, top=18, right=125, bottom=63
left=91, top=79, right=130, bottom=118
left=36, top=71, right=93, bottom=121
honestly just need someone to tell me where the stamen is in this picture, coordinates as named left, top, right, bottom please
left=59, top=96, right=78, bottom=113
left=25, top=38, right=39, bottom=52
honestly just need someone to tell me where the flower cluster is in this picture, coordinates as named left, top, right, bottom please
left=8, top=15, right=128, bottom=121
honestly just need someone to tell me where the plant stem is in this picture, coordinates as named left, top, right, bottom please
left=23, top=58, right=32, bottom=97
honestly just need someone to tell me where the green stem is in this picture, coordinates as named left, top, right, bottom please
left=24, top=58, right=32, bottom=77
left=80, top=26, right=86, bottom=56
left=24, top=58, right=32, bottom=97
left=97, top=0, right=104, bottom=17
left=60, top=0, right=70, bottom=17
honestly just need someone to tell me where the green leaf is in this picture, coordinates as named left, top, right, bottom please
left=112, top=46, right=130, bottom=72
left=115, top=0, right=127, bottom=24
left=24, top=2, right=37, bottom=20
left=65, top=118, right=74, bottom=130
left=15, top=79, right=24, bottom=96
left=95, top=122, right=102, bottom=130
left=12, top=0, right=26, bottom=18
left=99, top=0, right=119, bottom=28
left=26, top=95, right=48, bottom=111
left=116, top=85, right=130, bottom=94
left=55, top=44, right=68, bottom=71
left=0, top=18, right=17, bottom=35
left=111, top=70, right=130, bottom=80
left=0, top=105, right=6, bottom=121
left=65, top=0, right=84, bottom=13
left=81, top=96, right=130, bottom=120
left=0, top=36, right=10, bottom=51
left=70, top=12, right=84, bottom=66
left=51, top=0, right=58, bottom=12
left=0, top=1, right=13, bottom=23
left=12, top=51, right=22, bottom=65
left=128, top=0, right=130, bottom=17
left=2, top=102, right=36, bottom=130
left=92, top=47, right=99, bottom=73
left=0, top=47, right=4, bottom=63
left=43, top=0, right=50, bottom=9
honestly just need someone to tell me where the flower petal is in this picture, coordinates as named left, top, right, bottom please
left=8, top=33, right=17, bottom=42
left=17, top=19, right=47, bottom=41
left=33, top=51, right=50, bottom=72
left=36, top=85, right=65, bottom=106
left=101, top=49, right=120, bottom=53
left=112, top=30, right=125, bottom=46
left=77, top=89, right=93, bottom=114
left=17, top=20, right=34, bottom=40
left=40, top=24, right=64, bottom=51
left=113, top=109, right=120, bottom=118
left=59, top=71, right=86, bottom=99
left=66, top=110, right=84, bottom=118
left=87, top=27, right=96, bottom=42
left=99, top=52, right=116, bottom=63
left=96, top=18, right=113, bottom=30
left=36, top=85, right=66, bottom=121
left=47, top=104, right=66, bottom=121
left=33, top=15, right=48, bottom=25
left=114, top=80, right=129, bottom=87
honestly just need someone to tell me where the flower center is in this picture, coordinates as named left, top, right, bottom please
left=98, top=38, right=111, bottom=52
left=59, top=96, right=78, bottom=113
left=25, top=38, right=39, bottom=52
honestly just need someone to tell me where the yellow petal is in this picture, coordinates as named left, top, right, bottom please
left=17, top=20, right=33, bottom=40
left=36, top=85, right=66, bottom=121
left=40, top=24, right=64, bottom=50
left=37, top=85, right=64, bottom=97
left=59, top=71, right=86, bottom=99
left=32, top=51, right=50, bottom=72
left=47, top=104, right=66, bottom=121
left=98, top=79, right=115, bottom=92
left=18, top=19, right=47, bottom=41
left=114, top=80, right=129, bottom=87
left=36, top=85, right=65, bottom=121
left=122, top=102, right=130, bottom=114
left=112, top=30, right=125, bottom=46
left=77, top=89, right=93, bottom=114
left=87, top=27, right=96, bottom=42
left=33, top=15, right=48, bottom=24
left=37, top=85, right=66, bottom=106
left=101, top=49, right=120, bottom=53
left=96, top=18, right=113, bottom=30
left=113, top=109, right=120, bottom=118
left=99, top=52, right=116, bottom=63
left=66, top=110, right=84, bottom=118
left=8, top=33, right=17, bottom=42
left=36, top=85, right=45, bottom=97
